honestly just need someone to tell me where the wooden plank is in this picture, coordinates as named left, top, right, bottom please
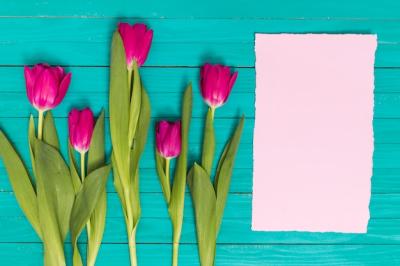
left=0, top=243, right=397, bottom=265
left=4, top=91, right=400, bottom=119
left=0, top=19, right=396, bottom=66
left=0, top=67, right=398, bottom=94
left=0, top=216, right=399, bottom=245
left=0, top=192, right=397, bottom=219
left=0, top=91, right=254, bottom=118
left=0, top=0, right=400, bottom=19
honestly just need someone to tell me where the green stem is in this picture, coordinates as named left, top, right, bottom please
left=210, top=107, right=215, bottom=120
left=172, top=242, right=179, bottom=266
left=125, top=215, right=138, bottom=266
left=81, top=152, right=92, bottom=247
left=165, top=158, right=171, bottom=191
left=38, top=110, right=44, bottom=140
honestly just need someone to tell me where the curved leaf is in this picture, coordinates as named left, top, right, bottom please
left=70, top=165, right=110, bottom=266
left=109, top=30, right=130, bottom=184
left=87, top=110, right=107, bottom=266
left=28, top=115, right=37, bottom=178
left=128, top=62, right=142, bottom=148
left=169, top=84, right=192, bottom=243
left=43, top=111, right=60, bottom=150
left=0, top=130, right=41, bottom=238
left=188, top=163, right=216, bottom=266
left=35, top=140, right=75, bottom=265
left=155, top=151, right=170, bottom=203
left=214, top=116, right=244, bottom=233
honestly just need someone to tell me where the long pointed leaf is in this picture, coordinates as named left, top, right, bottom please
left=188, top=163, right=216, bottom=266
left=214, top=116, right=244, bottom=233
left=43, top=111, right=60, bottom=150
left=169, top=84, right=192, bottom=242
left=70, top=165, right=110, bottom=266
left=128, top=62, right=142, bottom=148
left=109, top=30, right=130, bottom=184
left=155, top=151, right=170, bottom=203
left=28, top=115, right=37, bottom=178
left=0, top=130, right=41, bottom=238
left=35, top=140, right=75, bottom=265
left=87, top=110, right=107, bottom=266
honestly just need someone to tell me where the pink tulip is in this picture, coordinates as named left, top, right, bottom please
left=24, top=63, right=71, bottom=112
left=200, top=63, right=238, bottom=109
left=156, top=120, right=181, bottom=159
left=68, top=108, right=95, bottom=153
left=118, top=22, right=153, bottom=68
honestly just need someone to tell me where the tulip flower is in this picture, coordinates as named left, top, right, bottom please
left=24, top=63, right=71, bottom=139
left=200, top=63, right=238, bottom=114
left=118, top=22, right=153, bottom=69
left=68, top=108, right=95, bottom=154
left=156, top=120, right=182, bottom=159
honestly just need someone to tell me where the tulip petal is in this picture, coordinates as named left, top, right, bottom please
left=54, top=72, right=71, bottom=106
left=33, top=68, right=59, bottom=111
left=24, top=66, right=35, bottom=106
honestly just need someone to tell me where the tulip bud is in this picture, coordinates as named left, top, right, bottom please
left=118, top=22, right=153, bottom=68
left=200, top=63, right=238, bottom=109
left=68, top=108, right=95, bottom=153
left=24, top=63, right=71, bottom=112
left=156, top=120, right=181, bottom=159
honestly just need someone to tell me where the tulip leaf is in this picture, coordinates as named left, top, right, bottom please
left=109, top=30, right=130, bottom=184
left=0, top=130, right=41, bottom=239
left=214, top=116, right=244, bottom=233
left=35, top=140, right=75, bottom=265
left=129, top=87, right=151, bottom=188
left=187, top=163, right=216, bottom=266
left=70, top=165, right=110, bottom=266
left=168, top=84, right=192, bottom=242
left=28, top=115, right=37, bottom=178
left=112, top=153, right=126, bottom=217
left=128, top=62, right=142, bottom=148
left=35, top=140, right=75, bottom=240
left=88, top=110, right=105, bottom=172
left=87, top=110, right=107, bottom=266
left=68, top=142, right=82, bottom=194
left=201, top=108, right=215, bottom=176
left=155, top=151, right=170, bottom=203
left=43, top=111, right=60, bottom=150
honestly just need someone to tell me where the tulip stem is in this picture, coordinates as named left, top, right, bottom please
left=165, top=158, right=170, bottom=189
left=80, top=152, right=92, bottom=240
left=210, top=107, right=215, bottom=120
left=38, top=110, right=44, bottom=140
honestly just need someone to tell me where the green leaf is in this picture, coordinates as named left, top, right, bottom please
left=128, top=62, right=142, bottom=148
left=35, top=140, right=75, bottom=265
left=168, top=84, right=192, bottom=242
left=28, top=115, right=37, bottom=178
left=112, top=153, right=126, bottom=217
left=0, top=130, right=41, bottom=239
left=87, top=110, right=107, bottom=266
left=68, top=142, right=82, bottom=194
left=109, top=30, right=130, bottom=184
left=88, top=110, right=105, bottom=173
left=70, top=165, right=111, bottom=266
left=42, top=111, right=60, bottom=150
left=187, top=163, right=216, bottom=266
left=214, top=116, right=244, bottom=233
left=129, top=87, right=151, bottom=189
left=155, top=151, right=170, bottom=203
left=201, top=108, right=215, bottom=176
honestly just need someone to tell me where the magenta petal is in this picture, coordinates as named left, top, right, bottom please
left=68, top=109, right=80, bottom=147
left=33, top=69, right=58, bottom=110
left=54, top=72, right=71, bottom=106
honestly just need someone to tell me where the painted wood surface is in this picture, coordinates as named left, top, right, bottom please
left=0, top=1, right=399, bottom=265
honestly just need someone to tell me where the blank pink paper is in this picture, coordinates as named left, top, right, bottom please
left=252, top=34, right=377, bottom=233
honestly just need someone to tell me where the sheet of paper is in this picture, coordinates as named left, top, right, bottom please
left=252, top=34, right=377, bottom=233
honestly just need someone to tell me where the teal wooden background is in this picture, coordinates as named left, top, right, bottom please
left=0, top=0, right=400, bottom=265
